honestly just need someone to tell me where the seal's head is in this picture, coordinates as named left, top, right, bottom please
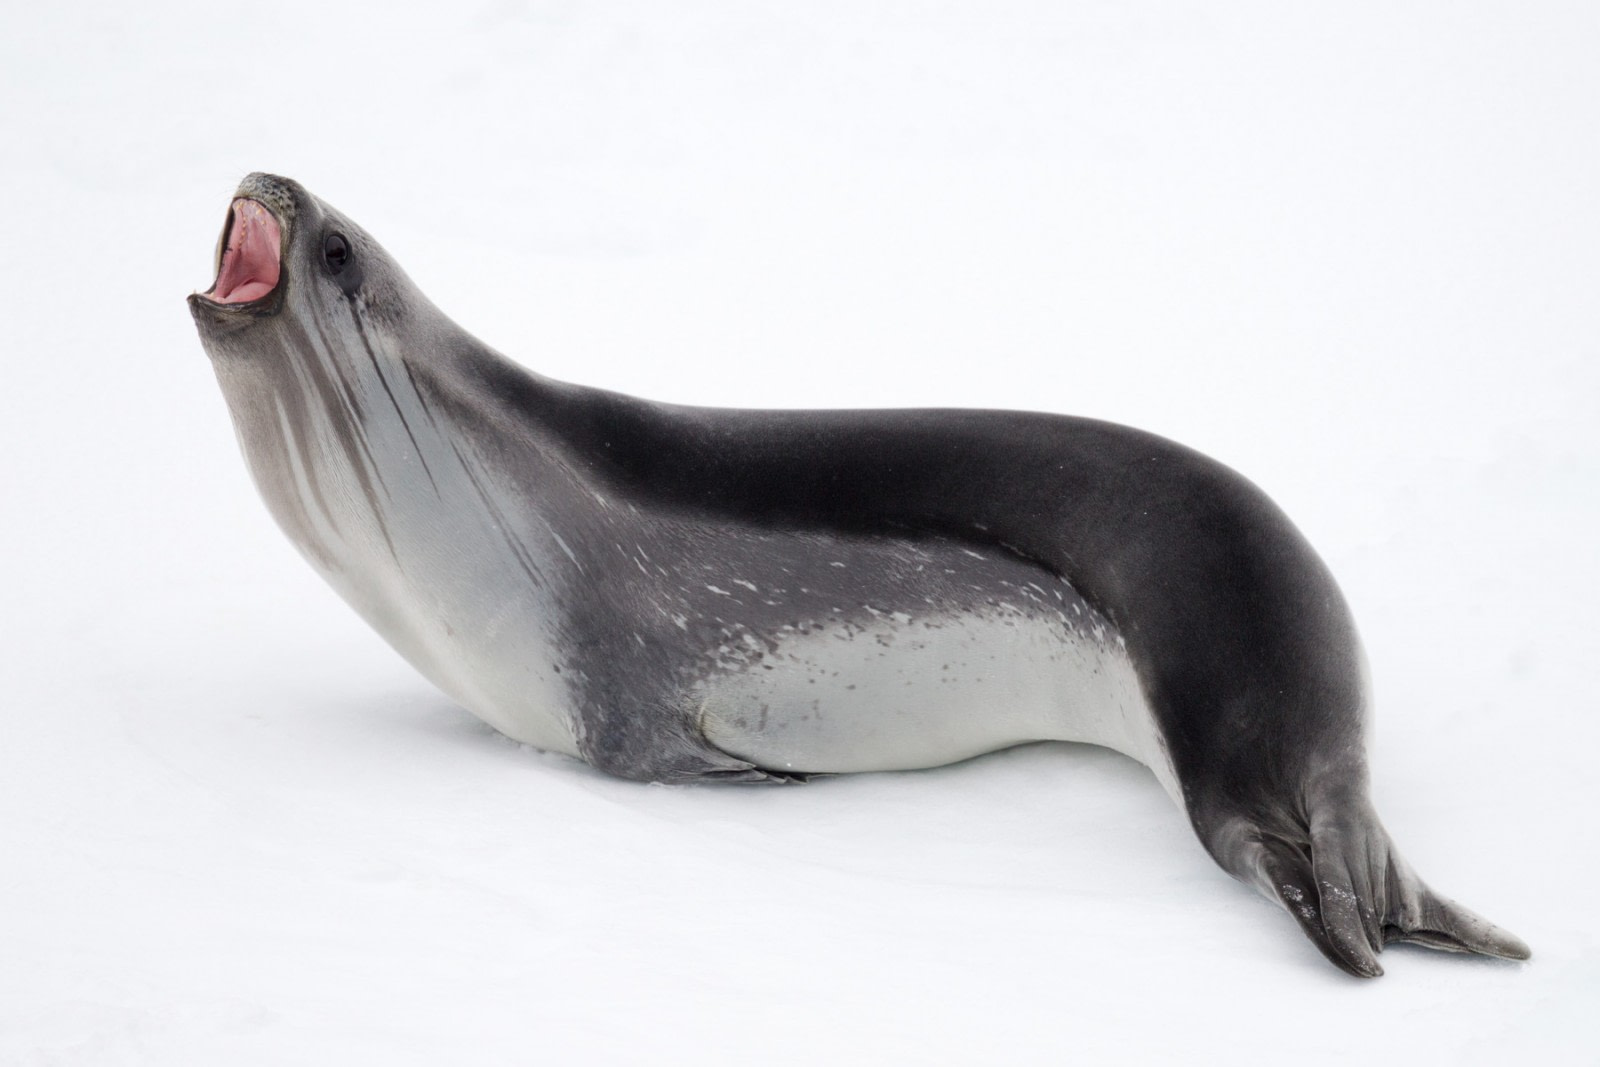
left=188, top=174, right=450, bottom=571
left=188, top=172, right=424, bottom=348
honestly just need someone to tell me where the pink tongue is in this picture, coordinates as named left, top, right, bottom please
left=211, top=198, right=281, bottom=303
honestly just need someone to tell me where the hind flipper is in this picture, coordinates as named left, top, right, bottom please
left=1252, top=833, right=1384, bottom=977
left=1379, top=850, right=1531, bottom=959
left=1213, top=794, right=1529, bottom=977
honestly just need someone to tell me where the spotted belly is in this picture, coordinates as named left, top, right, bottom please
left=686, top=553, right=1179, bottom=801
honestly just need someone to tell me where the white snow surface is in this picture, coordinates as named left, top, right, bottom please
left=3, top=2, right=1597, bottom=1063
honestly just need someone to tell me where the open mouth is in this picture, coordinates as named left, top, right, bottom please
left=203, top=198, right=281, bottom=305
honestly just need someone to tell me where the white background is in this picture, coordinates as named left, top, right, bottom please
left=3, top=2, right=1596, bottom=1062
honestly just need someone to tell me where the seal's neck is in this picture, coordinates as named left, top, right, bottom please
left=214, top=302, right=591, bottom=658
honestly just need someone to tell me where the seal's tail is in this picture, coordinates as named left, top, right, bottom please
left=1226, top=796, right=1530, bottom=978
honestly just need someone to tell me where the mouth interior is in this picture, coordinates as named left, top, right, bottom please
left=208, top=198, right=281, bottom=304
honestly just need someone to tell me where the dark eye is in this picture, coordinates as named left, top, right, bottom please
left=322, top=232, right=350, bottom=273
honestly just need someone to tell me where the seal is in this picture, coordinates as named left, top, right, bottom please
left=190, top=173, right=1529, bottom=977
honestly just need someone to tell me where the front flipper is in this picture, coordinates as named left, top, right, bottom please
left=694, top=766, right=814, bottom=785
left=1212, top=795, right=1530, bottom=978
left=577, top=699, right=813, bottom=784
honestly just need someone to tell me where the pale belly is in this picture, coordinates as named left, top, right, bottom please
left=694, top=591, right=1182, bottom=804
